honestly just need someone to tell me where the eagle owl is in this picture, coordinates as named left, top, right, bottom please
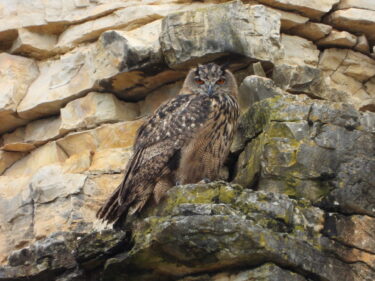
left=96, top=63, right=239, bottom=228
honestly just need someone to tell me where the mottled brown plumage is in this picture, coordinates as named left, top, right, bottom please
left=96, top=63, right=239, bottom=228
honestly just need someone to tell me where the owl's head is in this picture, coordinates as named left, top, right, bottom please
left=182, top=63, right=238, bottom=97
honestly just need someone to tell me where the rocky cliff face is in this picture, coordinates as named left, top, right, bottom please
left=0, top=0, right=374, bottom=280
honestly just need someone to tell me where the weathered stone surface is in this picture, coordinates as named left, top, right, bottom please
left=0, top=176, right=33, bottom=264
left=316, top=30, right=357, bottom=48
left=88, top=148, right=133, bottom=174
left=17, top=46, right=96, bottom=120
left=326, top=8, right=375, bottom=44
left=238, top=75, right=283, bottom=112
left=57, top=120, right=143, bottom=157
left=0, top=53, right=39, bottom=133
left=279, top=34, right=320, bottom=66
left=354, top=34, right=370, bottom=53
left=2, top=116, right=63, bottom=152
left=257, top=0, right=340, bottom=19
left=60, top=92, right=139, bottom=132
left=160, top=1, right=282, bottom=69
left=55, top=4, right=188, bottom=52
left=336, top=0, right=375, bottom=11
left=93, top=20, right=185, bottom=100
left=0, top=151, right=25, bottom=175
left=140, top=81, right=182, bottom=116
left=62, top=151, right=92, bottom=174
left=273, top=9, right=308, bottom=31
left=178, top=263, right=307, bottom=281
left=234, top=95, right=375, bottom=207
left=4, top=142, right=68, bottom=177
left=10, top=28, right=57, bottom=59
left=324, top=214, right=375, bottom=253
left=290, top=22, right=332, bottom=41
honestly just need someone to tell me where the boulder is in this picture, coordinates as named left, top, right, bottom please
left=354, top=35, right=370, bottom=54
left=326, top=8, right=375, bottom=44
left=290, top=22, right=332, bottom=41
left=257, top=0, right=340, bottom=20
left=316, top=30, right=357, bottom=48
left=0, top=53, right=39, bottom=133
left=160, top=1, right=282, bottom=69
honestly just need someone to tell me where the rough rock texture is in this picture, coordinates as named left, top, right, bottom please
left=0, top=0, right=375, bottom=280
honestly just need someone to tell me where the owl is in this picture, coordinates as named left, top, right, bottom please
left=96, top=63, right=240, bottom=228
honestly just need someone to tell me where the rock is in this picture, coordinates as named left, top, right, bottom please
left=140, top=81, right=182, bottom=116
left=336, top=0, right=375, bottom=11
left=60, top=92, right=139, bottom=132
left=238, top=76, right=283, bottom=112
left=88, top=148, right=133, bottom=174
left=234, top=95, right=375, bottom=205
left=62, top=151, right=92, bottom=174
left=93, top=21, right=185, bottom=100
left=354, top=35, right=370, bottom=53
left=2, top=117, right=63, bottom=152
left=279, top=34, right=320, bottom=67
left=324, top=214, right=375, bottom=253
left=17, top=46, right=96, bottom=120
left=273, top=9, right=309, bottom=32
left=0, top=53, right=39, bottom=133
left=178, top=263, right=307, bottom=281
left=160, top=1, right=282, bottom=69
left=257, top=0, right=340, bottom=20
left=0, top=176, right=33, bottom=264
left=290, top=22, right=332, bottom=41
left=326, top=8, right=375, bottom=44
left=57, top=119, right=143, bottom=157
left=31, top=165, right=88, bottom=239
left=0, top=151, right=25, bottom=175
left=316, top=30, right=357, bottom=48
left=10, top=28, right=57, bottom=59
left=3, top=142, right=68, bottom=177
left=319, top=48, right=375, bottom=82
left=55, top=5, right=181, bottom=52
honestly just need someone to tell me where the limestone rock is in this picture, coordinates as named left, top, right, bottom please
left=336, top=0, right=375, bottom=11
left=160, top=1, right=282, bottom=69
left=0, top=176, right=33, bottom=264
left=326, top=8, right=375, bottom=44
left=62, top=151, right=92, bottom=174
left=0, top=151, right=25, bottom=175
left=88, top=148, right=133, bottom=174
left=2, top=116, right=63, bottom=152
left=238, top=76, right=283, bottom=112
left=234, top=95, right=375, bottom=206
left=10, top=28, right=57, bottom=59
left=4, top=142, right=68, bottom=177
left=93, top=20, right=185, bottom=100
left=55, top=4, right=185, bottom=52
left=273, top=9, right=308, bottom=31
left=279, top=34, right=320, bottom=67
left=139, top=81, right=182, bottom=116
left=0, top=53, right=39, bottom=133
left=57, top=119, right=144, bottom=157
left=257, top=0, right=340, bottom=20
left=178, top=263, right=307, bottom=281
left=60, top=92, right=139, bottom=132
left=319, top=48, right=375, bottom=82
left=354, top=35, right=370, bottom=53
left=17, top=46, right=96, bottom=120
left=316, top=30, right=357, bottom=48
left=290, top=22, right=332, bottom=41
left=324, top=214, right=375, bottom=253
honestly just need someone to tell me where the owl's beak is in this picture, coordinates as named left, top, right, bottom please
left=207, top=84, right=214, bottom=96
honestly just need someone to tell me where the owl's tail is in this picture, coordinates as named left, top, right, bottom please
left=95, top=183, right=130, bottom=229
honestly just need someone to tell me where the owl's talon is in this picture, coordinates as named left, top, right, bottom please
left=199, top=178, right=211, bottom=184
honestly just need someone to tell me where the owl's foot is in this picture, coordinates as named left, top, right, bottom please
left=198, top=178, right=211, bottom=184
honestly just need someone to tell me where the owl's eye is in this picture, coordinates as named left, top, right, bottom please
left=216, top=78, right=225, bottom=85
left=195, top=78, right=204, bottom=85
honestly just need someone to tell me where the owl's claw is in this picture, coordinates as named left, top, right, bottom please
left=199, top=178, right=211, bottom=184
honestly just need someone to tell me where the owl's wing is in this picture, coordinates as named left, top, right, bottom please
left=96, top=93, right=212, bottom=226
